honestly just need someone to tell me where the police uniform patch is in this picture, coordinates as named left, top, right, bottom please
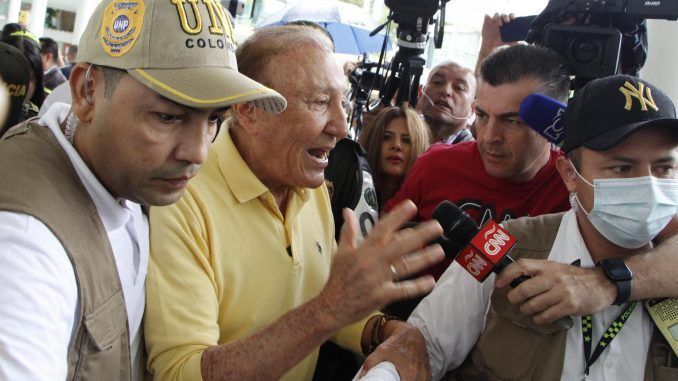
left=100, top=0, right=145, bottom=57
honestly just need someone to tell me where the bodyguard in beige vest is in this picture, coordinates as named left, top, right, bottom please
left=0, top=0, right=286, bottom=379
left=405, top=75, right=678, bottom=380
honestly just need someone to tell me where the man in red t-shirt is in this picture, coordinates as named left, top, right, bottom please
left=386, top=44, right=572, bottom=281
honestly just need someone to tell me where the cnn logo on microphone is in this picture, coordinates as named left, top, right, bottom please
left=471, top=221, right=516, bottom=265
left=455, top=246, right=493, bottom=282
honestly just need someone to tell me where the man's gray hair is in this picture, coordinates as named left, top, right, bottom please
left=236, top=24, right=334, bottom=90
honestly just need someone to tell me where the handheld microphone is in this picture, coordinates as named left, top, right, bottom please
left=432, top=201, right=574, bottom=329
left=432, top=201, right=528, bottom=287
left=519, top=93, right=566, bottom=146
left=431, top=201, right=476, bottom=258
left=402, top=220, right=463, bottom=260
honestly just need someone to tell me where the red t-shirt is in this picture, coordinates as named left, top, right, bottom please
left=385, top=141, right=569, bottom=279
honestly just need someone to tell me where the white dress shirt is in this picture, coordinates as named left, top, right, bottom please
left=0, top=103, right=149, bottom=380
left=409, top=210, right=653, bottom=381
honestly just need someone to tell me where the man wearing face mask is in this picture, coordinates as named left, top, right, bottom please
left=418, top=61, right=476, bottom=145
left=404, top=74, right=678, bottom=380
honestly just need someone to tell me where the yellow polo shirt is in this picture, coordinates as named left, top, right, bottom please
left=145, top=129, right=368, bottom=381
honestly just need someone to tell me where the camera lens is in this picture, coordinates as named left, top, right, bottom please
left=570, top=38, right=601, bottom=63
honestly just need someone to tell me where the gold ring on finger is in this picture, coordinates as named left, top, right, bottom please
left=389, top=263, right=399, bottom=282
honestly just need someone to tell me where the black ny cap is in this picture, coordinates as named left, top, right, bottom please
left=562, top=74, right=678, bottom=153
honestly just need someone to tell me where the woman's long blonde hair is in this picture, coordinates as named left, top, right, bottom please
left=358, top=106, right=430, bottom=204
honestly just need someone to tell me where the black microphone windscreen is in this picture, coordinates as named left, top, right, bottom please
left=432, top=201, right=479, bottom=248
left=448, top=217, right=479, bottom=247
left=400, top=220, right=462, bottom=260
left=432, top=201, right=464, bottom=230
left=437, top=236, right=465, bottom=260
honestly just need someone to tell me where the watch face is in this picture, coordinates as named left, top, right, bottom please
left=603, top=259, right=632, bottom=281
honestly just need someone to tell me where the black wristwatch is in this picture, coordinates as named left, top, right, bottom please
left=597, top=258, right=633, bottom=305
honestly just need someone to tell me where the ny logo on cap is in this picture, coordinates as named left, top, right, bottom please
left=619, top=81, right=659, bottom=112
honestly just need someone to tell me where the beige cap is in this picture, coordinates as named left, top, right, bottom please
left=77, top=0, right=286, bottom=112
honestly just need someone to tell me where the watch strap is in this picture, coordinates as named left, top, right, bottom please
left=613, top=278, right=632, bottom=305
left=598, top=258, right=632, bottom=306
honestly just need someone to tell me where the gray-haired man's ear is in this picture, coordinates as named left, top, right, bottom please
left=231, top=102, right=258, bottom=132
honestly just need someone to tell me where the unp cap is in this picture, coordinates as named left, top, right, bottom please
left=562, top=74, right=678, bottom=153
left=77, top=0, right=286, bottom=112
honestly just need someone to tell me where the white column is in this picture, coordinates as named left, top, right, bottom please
left=371, top=0, right=384, bottom=24
left=642, top=20, right=678, bottom=104
left=27, top=0, right=48, bottom=36
left=7, top=0, right=21, bottom=23
left=72, top=0, right=99, bottom=44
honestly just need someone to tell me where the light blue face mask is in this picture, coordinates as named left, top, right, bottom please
left=570, top=162, right=678, bottom=249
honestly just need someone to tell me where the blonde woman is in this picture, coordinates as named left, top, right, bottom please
left=359, top=106, right=430, bottom=212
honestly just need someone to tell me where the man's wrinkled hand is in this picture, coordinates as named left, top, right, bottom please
left=361, top=320, right=430, bottom=381
left=318, top=200, right=444, bottom=328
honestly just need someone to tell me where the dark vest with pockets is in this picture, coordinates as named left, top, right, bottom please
left=448, top=212, right=678, bottom=381
left=0, top=119, right=132, bottom=380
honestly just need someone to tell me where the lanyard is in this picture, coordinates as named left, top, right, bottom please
left=582, top=301, right=637, bottom=376
left=581, top=302, right=636, bottom=376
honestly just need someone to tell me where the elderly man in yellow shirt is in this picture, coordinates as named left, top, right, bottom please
left=145, top=24, right=444, bottom=381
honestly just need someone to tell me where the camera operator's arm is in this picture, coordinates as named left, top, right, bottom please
left=475, top=13, right=515, bottom=76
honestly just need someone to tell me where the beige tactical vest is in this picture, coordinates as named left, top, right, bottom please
left=447, top=213, right=678, bottom=381
left=0, top=120, right=132, bottom=380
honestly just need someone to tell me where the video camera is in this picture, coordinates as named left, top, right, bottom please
left=347, top=58, right=386, bottom=134
left=346, top=0, right=449, bottom=135
left=385, top=0, right=443, bottom=51
left=529, top=0, right=678, bottom=82
left=380, top=0, right=449, bottom=107
left=561, top=0, right=678, bottom=19
left=348, top=60, right=384, bottom=101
